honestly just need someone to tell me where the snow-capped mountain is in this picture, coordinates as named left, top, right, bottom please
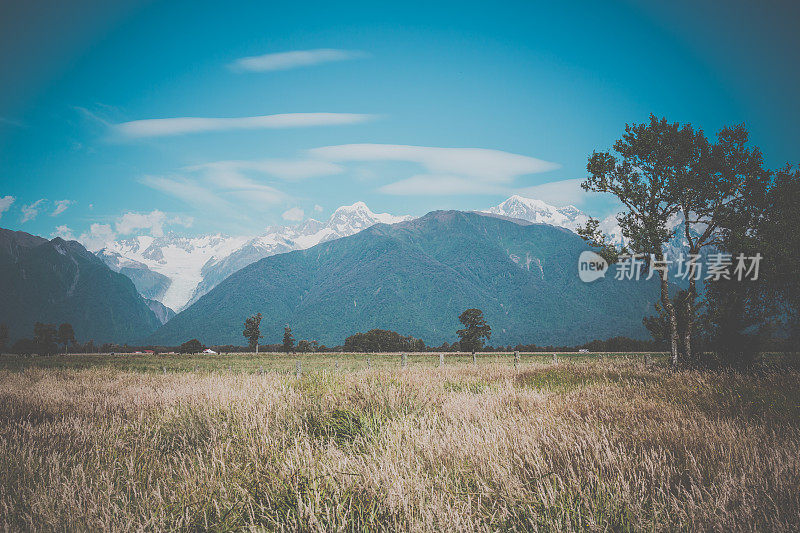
left=96, top=249, right=172, bottom=302
left=185, top=202, right=413, bottom=306
left=98, top=234, right=251, bottom=311
left=97, top=202, right=413, bottom=312
left=482, top=195, right=590, bottom=231
left=485, top=196, right=698, bottom=261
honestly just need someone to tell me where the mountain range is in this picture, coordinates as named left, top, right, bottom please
left=0, top=228, right=161, bottom=343
left=96, top=196, right=611, bottom=312
left=147, top=210, right=661, bottom=347
left=96, top=202, right=412, bottom=312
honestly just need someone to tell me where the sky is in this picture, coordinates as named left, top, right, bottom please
left=1, top=0, right=798, bottom=245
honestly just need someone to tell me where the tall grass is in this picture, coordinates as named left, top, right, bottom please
left=0, top=360, right=798, bottom=531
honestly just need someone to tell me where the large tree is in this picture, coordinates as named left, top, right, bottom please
left=283, top=326, right=294, bottom=354
left=33, top=323, right=58, bottom=356
left=57, top=323, right=75, bottom=355
left=701, top=163, right=799, bottom=365
left=581, top=116, right=697, bottom=366
left=581, top=116, right=780, bottom=368
left=669, top=124, right=768, bottom=364
left=243, top=313, right=262, bottom=354
left=456, top=309, right=491, bottom=354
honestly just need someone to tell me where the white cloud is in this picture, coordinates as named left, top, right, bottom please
left=116, top=113, right=374, bottom=138
left=230, top=48, right=365, bottom=72
left=313, top=204, right=323, bottom=213
left=379, top=174, right=505, bottom=196
left=189, top=159, right=342, bottom=182
left=78, top=223, right=116, bottom=252
left=513, top=178, right=622, bottom=214
left=52, top=225, right=76, bottom=240
left=51, top=199, right=73, bottom=216
left=20, top=199, right=45, bottom=223
left=0, top=195, right=14, bottom=218
left=309, top=144, right=560, bottom=195
left=513, top=179, right=588, bottom=207
left=142, top=158, right=297, bottom=214
left=115, top=210, right=194, bottom=237
left=140, top=176, right=234, bottom=210
left=281, top=207, right=305, bottom=221
left=76, top=211, right=193, bottom=251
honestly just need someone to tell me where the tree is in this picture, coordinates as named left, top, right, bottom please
left=343, top=329, right=426, bottom=352
left=243, top=313, right=262, bottom=354
left=580, top=116, right=704, bottom=367
left=57, top=323, right=75, bottom=355
left=668, top=124, right=767, bottom=365
left=297, top=339, right=311, bottom=353
left=0, top=324, right=8, bottom=354
left=580, top=117, right=780, bottom=368
left=283, top=327, right=294, bottom=353
left=33, top=323, right=58, bottom=356
left=756, top=165, right=800, bottom=350
left=456, top=309, right=491, bottom=354
left=179, top=339, right=205, bottom=354
left=701, top=163, right=799, bottom=366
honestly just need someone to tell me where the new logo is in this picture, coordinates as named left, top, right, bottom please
left=578, top=251, right=608, bottom=282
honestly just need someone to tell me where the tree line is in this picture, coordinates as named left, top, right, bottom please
left=0, top=322, right=76, bottom=356
left=231, top=308, right=494, bottom=354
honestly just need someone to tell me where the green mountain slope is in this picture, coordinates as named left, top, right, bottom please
left=147, top=211, right=663, bottom=346
left=0, top=228, right=162, bottom=343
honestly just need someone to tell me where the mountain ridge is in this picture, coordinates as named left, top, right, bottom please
left=0, top=228, right=162, bottom=343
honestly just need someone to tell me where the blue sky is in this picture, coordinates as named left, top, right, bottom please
left=1, top=0, right=798, bottom=244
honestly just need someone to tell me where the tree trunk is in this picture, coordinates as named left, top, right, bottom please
left=683, top=276, right=696, bottom=366
left=659, top=275, right=681, bottom=368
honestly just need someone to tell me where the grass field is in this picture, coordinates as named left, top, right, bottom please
left=0, top=351, right=666, bottom=374
left=1, top=354, right=798, bottom=531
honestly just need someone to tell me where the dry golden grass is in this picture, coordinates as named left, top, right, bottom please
left=0, top=359, right=798, bottom=531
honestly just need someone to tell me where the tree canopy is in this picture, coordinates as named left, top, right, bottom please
left=242, top=313, right=262, bottom=352
left=179, top=339, right=205, bottom=354
left=283, top=327, right=294, bottom=353
left=456, top=309, right=491, bottom=353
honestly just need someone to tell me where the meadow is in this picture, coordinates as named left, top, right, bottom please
left=0, top=353, right=798, bottom=531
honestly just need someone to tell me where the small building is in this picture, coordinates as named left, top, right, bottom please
left=203, top=349, right=217, bottom=355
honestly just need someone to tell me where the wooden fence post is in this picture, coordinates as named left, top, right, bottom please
left=296, top=360, right=302, bottom=378
left=553, top=353, right=557, bottom=364
left=514, top=351, right=520, bottom=370
left=367, top=356, right=371, bottom=369
left=439, top=353, right=444, bottom=367
left=401, top=353, right=407, bottom=369
left=162, top=366, right=166, bottom=375
left=472, top=352, right=476, bottom=365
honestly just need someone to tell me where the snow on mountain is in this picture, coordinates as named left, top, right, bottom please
left=486, top=196, right=698, bottom=262
left=483, top=195, right=590, bottom=231
left=97, top=202, right=413, bottom=312
left=99, top=233, right=250, bottom=311
left=185, top=202, right=414, bottom=306
left=599, top=214, right=626, bottom=247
